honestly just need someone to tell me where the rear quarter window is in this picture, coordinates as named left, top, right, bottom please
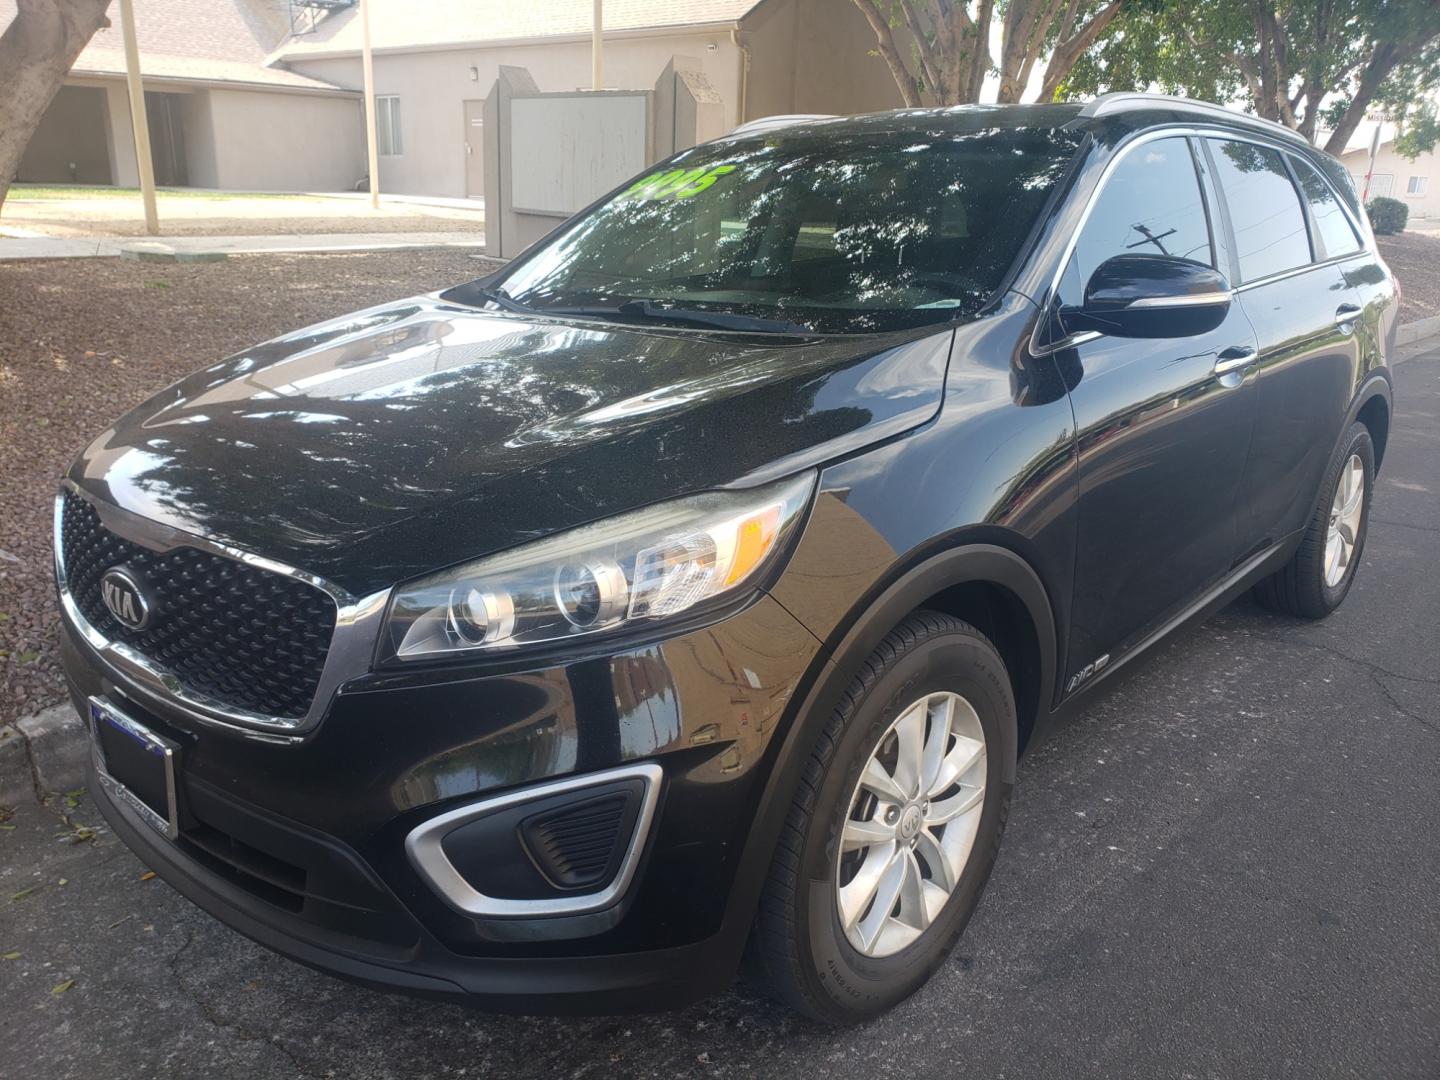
left=1290, top=155, right=1363, bottom=259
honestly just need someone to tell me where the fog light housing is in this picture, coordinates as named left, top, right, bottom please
left=404, top=763, right=663, bottom=918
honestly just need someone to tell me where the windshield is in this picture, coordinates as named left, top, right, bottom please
left=462, top=125, right=1083, bottom=334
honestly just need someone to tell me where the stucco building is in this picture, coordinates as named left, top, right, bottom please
left=7, top=0, right=900, bottom=197
left=5, top=0, right=365, bottom=191
left=1338, top=137, right=1437, bottom=222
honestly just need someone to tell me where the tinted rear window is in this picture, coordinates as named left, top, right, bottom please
left=483, top=127, right=1084, bottom=334
left=1207, top=139, right=1312, bottom=282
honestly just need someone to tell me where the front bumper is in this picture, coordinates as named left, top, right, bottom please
left=61, top=588, right=825, bottom=1012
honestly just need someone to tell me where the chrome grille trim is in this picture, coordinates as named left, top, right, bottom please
left=54, top=480, right=390, bottom=741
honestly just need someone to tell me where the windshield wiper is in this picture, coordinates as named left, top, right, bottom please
left=443, top=281, right=530, bottom=313
left=538, top=298, right=814, bottom=335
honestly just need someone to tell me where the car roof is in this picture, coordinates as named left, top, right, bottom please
left=726, top=94, right=1311, bottom=152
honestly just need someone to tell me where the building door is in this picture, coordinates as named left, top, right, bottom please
left=463, top=100, right=484, bottom=199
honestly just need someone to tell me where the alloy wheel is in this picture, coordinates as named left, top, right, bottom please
left=835, top=690, right=987, bottom=958
left=1325, top=453, right=1365, bottom=588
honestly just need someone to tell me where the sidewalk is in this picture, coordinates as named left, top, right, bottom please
left=0, top=230, right=486, bottom=261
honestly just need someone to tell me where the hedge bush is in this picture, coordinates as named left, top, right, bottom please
left=1366, top=196, right=1408, bottom=235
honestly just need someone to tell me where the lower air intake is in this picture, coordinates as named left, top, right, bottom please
left=520, top=791, right=633, bottom=891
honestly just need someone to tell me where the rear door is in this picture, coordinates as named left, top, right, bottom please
left=1203, top=138, right=1365, bottom=551
left=1055, top=135, right=1260, bottom=687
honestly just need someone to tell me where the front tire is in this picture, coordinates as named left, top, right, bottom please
left=1254, top=421, right=1375, bottom=619
left=750, top=612, right=1016, bottom=1024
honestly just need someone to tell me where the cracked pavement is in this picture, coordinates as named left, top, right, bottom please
left=1, top=344, right=1437, bottom=1079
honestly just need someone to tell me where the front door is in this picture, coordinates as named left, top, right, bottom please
left=1055, top=135, right=1260, bottom=687
left=463, top=100, right=485, bottom=199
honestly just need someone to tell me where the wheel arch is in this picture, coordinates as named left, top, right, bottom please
left=806, top=539, right=1060, bottom=758
left=1350, top=372, right=1392, bottom=468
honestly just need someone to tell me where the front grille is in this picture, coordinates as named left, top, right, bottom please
left=59, top=490, right=337, bottom=720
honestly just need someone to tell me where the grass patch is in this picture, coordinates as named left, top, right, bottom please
left=9, top=185, right=316, bottom=202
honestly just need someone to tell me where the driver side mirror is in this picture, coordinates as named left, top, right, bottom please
left=1062, top=253, right=1232, bottom=340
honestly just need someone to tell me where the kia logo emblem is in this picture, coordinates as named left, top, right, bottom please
left=100, top=567, right=154, bottom=632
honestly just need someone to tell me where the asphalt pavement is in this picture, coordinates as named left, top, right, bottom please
left=2, top=344, right=1437, bottom=1080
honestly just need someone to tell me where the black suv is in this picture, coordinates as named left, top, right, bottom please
left=55, top=95, right=1396, bottom=1024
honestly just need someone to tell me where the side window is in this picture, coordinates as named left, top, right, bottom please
left=1206, top=139, right=1311, bottom=281
left=376, top=95, right=402, bottom=157
left=1058, top=136, right=1212, bottom=312
left=1290, top=155, right=1363, bottom=259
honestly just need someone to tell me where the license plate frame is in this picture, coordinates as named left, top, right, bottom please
left=89, top=696, right=180, bottom=840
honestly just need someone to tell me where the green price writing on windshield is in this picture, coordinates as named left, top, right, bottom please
left=622, top=164, right=737, bottom=201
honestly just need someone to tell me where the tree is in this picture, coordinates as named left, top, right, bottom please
left=0, top=0, right=113, bottom=211
left=851, top=0, right=1130, bottom=107
left=1063, top=0, right=1440, bottom=156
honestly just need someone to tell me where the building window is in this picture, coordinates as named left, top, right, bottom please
left=377, top=95, right=402, bottom=156
left=1407, top=176, right=1428, bottom=196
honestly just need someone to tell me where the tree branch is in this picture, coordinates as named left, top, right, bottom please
left=1038, top=0, right=1125, bottom=102
left=898, top=0, right=946, bottom=102
left=968, top=0, right=995, bottom=102
left=852, top=0, right=922, bottom=107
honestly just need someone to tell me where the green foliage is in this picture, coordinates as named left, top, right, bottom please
left=1366, top=196, right=1408, bottom=235
left=1392, top=102, right=1440, bottom=162
left=1062, top=0, right=1440, bottom=152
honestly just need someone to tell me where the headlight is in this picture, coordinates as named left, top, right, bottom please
left=382, top=472, right=815, bottom=662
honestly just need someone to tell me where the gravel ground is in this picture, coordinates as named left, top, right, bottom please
left=1377, top=231, right=1440, bottom=323
left=0, top=250, right=503, bottom=726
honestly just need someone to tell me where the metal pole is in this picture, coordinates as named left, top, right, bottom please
left=361, top=0, right=380, bottom=210
left=592, top=0, right=603, bottom=90
left=1362, top=122, right=1382, bottom=203
left=118, top=0, right=158, bottom=235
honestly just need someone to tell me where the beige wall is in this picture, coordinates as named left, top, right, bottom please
left=59, top=78, right=360, bottom=192
left=740, top=0, right=902, bottom=121
left=179, top=90, right=219, bottom=188
left=291, top=31, right=742, bottom=198
left=202, top=88, right=364, bottom=191
left=281, top=2, right=902, bottom=200
left=100, top=82, right=140, bottom=187
left=1341, top=144, right=1438, bottom=221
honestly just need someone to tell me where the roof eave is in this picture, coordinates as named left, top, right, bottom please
left=69, top=67, right=362, bottom=97
left=265, top=18, right=743, bottom=66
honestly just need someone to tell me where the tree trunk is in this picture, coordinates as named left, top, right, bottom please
left=0, top=0, right=112, bottom=210
left=1321, top=43, right=1409, bottom=157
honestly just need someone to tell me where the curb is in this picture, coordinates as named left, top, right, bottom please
left=1396, top=314, right=1440, bottom=348
left=0, top=705, right=87, bottom=806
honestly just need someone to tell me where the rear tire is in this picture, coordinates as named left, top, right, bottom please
left=750, top=612, right=1016, bottom=1024
left=1253, top=421, right=1374, bottom=619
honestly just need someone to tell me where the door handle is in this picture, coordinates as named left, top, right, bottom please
left=1213, top=345, right=1257, bottom=376
left=1334, top=303, right=1361, bottom=328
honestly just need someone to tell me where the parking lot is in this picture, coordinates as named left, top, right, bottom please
left=1, top=338, right=1435, bottom=1078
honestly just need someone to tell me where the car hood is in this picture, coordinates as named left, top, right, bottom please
left=70, top=296, right=952, bottom=597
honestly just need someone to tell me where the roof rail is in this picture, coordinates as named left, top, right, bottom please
left=1077, top=93, right=1309, bottom=145
left=728, top=114, right=837, bottom=137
